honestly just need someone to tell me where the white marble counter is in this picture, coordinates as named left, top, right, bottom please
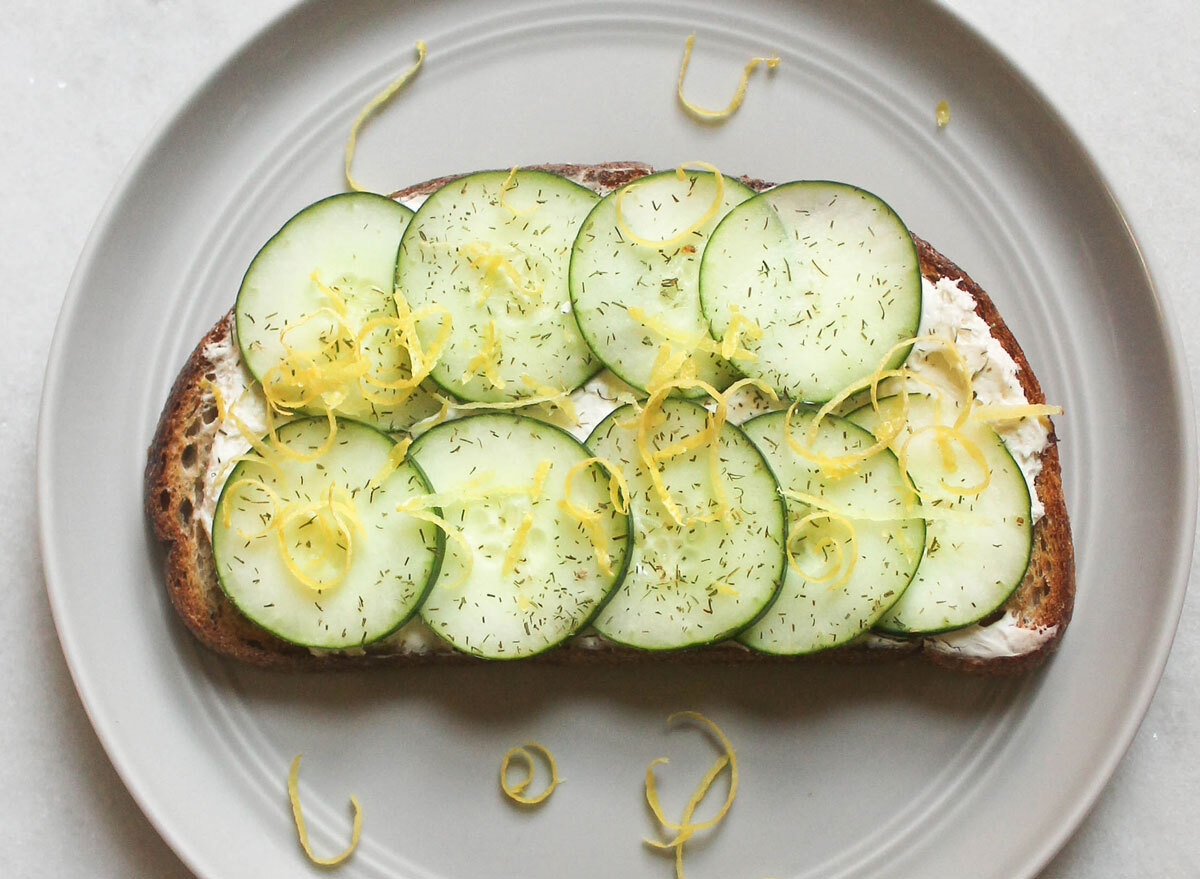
left=3, top=1, right=1196, bottom=876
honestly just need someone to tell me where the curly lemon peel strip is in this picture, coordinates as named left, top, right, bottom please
left=628, top=437, right=676, bottom=525
left=499, top=742, right=562, bottom=805
left=787, top=525, right=842, bottom=584
left=262, top=399, right=341, bottom=465
left=353, top=303, right=451, bottom=396
left=344, top=40, right=426, bottom=192
left=649, top=341, right=694, bottom=385
left=323, top=489, right=362, bottom=575
left=520, top=374, right=579, bottom=426
left=635, top=377, right=716, bottom=525
left=625, top=343, right=699, bottom=431
left=410, top=302, right=454, bottom=365
left=784, top=396, right=899, bottom=480
left=226, top=452, right=283, bottom=474
left=501, top=512, right=536, bottom=577
left=816, top=339, right=913, bottom=430
left=559, top=511, right=614, bottom=574
left=644, top=378, right=722, bottom=460
left=439, top=467, right=544, bottom=504
left=288, top=754, right=363, bottom=867
left=785, top=511, right=857, bottom=589
left=400, top=468, right=549, bottom=513
left=459, top=240, right=544, bottom=304
left=562, top=457, right=630, bottom=518
left=256, top=280, right=441, bottom=465
left=640, top=359, right=717, bottom=463
left=498, top=166, right=537, bottom=217
left=635, top=368, right=775, bottom=526
left=396, top=504, right=473, bottom=590
left=896, top=368, right=948, bottom=410
left=461, top=320, right=506, bottom=390
left=720, top=304, right=764, bottom=359
left=499, top=461, right=549, bottom=576
left=787, top=334, right=966, bottom=474
left=676, top=33, right=779, bottom=121
left=693, top=377, right=776, bottom=525
left=664, top=711, right=738, bottom=832
left=644, top=754, right=732, bottom=850
left=626, top=307, right=714, bottom=354
left=394, top=480, right=528, bottom=514
left=394, top=291, right=454, bottom=373
left=308, top=270, right=351, bottom=317
left=644, top=712, right=738, bottom=837
left=398, top=463, right=550, bottom=586
left=259, top=382, right=343, bottom=471
left=260, top=357, right=327, bottom=414
left=625, top=304, right=760, bottom=362
left=723, top=376, right=779, bottom=407
left=643, top=756, right=674, bottom=828
left=222, top=476, right=282, bottom=535
left=273, top=483, right=361, bottom=592
left=906, top=335, right=976, bottom=428
left=214, top=410, right=365, bottom=592
left=780, top=332, right=980, bottom=479
left=202, top=380, right=281, bottom=477
left=614, top=161, right=726, bottom=250
left=899, top=424, right=992, bottom=499
left=367, top=437, right=413, bottom=490
left=559, top=456, right=631, bottom=576
left=353, top=335, right=419, bottom=404
left=643, top=712, right=738, bottom=879
left=894, top=525, right=920, bottom=568
left=783, top=339, right=919, bottom=476
left=528, top=458, right=554, bottom=497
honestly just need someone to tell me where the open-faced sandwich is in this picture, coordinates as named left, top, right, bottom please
left=145, top=160, right=1073, bottom=673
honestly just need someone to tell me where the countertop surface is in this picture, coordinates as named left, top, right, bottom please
left=4, top=1, right=1197, bottom=876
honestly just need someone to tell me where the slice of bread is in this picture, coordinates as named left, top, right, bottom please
left=144, top=163, right=1074, bottom=673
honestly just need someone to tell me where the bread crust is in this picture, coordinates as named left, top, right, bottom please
left=145, top=164, right=1072, bottom=671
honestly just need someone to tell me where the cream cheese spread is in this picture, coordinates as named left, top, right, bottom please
left=909, top=276, right=1049, bottom=521
left=924, top=610, right=1058, bottom=659
left=858, top=611, right=1058, bottom=659
left=338, top=616, right=444, bottom=656
left=197, top=328, right=267, bottom=535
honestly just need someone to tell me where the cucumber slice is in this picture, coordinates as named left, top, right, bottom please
left=737, top=409, right=925, bottom=654
left=699, top=181, right=921, bottom=402
left=848, top=395, right=1033, bottom=635
left=408, top=413, right=630, bottom=659
left=569, top=169, right=755, bottom=394
left=212, top=417, right=443, bottom=649
left=235, top=192, right=442, bottom=433
left=586, top=398, right=786, bottom=650
left=395, top=170, right=600, bottom=403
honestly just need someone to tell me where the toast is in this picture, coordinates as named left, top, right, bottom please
left=145, top=162, right=1074, bottom=673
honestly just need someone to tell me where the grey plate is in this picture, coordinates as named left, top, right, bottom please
left=37, top=1, right=1195, bottom=877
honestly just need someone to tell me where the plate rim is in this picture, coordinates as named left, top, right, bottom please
left=931, top=6, right=1198, bottom=875
left=36, top=1, right=1198, bottom=877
